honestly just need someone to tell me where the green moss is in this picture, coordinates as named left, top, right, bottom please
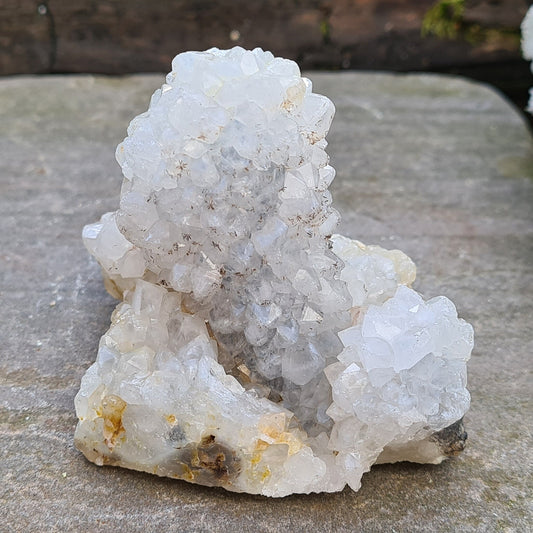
left=497, top=155, right=533, bottom=180
left=421, top=0, right=520, bottom=50
left=422, top=0, right=464, bottom=40
left=320, top=19, right=331, bottom=44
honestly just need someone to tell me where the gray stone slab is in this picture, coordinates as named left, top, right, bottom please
left=0, top=72, right=531, bottom=532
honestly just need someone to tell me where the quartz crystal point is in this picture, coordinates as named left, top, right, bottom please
left=75, top=47, right=474, bottom=496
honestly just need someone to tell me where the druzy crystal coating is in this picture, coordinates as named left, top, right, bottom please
left=75, top=47, right=473, bottom=496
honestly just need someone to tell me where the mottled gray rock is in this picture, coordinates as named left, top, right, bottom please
left=1, top=72, right=532, bottom=531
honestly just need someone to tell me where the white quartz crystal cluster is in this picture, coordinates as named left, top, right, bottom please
left=522, top=6, right=533, bottom=112
left=75, top=47, right=474, bottom=496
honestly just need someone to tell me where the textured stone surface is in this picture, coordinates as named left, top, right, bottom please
left=1, top=72, right=532, bottom=528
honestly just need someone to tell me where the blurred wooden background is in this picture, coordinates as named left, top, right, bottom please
left=1, top=0, right=531, bottom=113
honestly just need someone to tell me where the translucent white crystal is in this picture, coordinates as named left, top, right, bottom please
left=75, top=47, right=474, bottom=497
left=522, top=6, right=533, bottom=112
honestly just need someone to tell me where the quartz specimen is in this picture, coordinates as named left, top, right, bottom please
left=522, top=6, right=533, bottom=112
left=75, top=47, right=474, bottom=496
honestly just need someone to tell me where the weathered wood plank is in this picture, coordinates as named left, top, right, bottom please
left=0, top=0, right=528, bottom=75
